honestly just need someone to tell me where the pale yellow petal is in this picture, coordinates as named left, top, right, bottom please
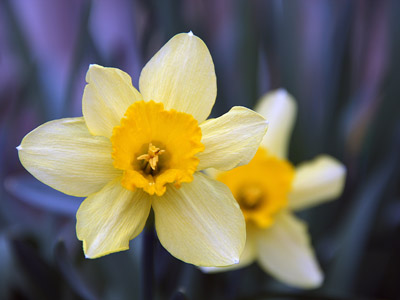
left=139, top=32, right=216, bottom=123
left=257, top=212, right=323, bottom=288
left=18, top=118, right=121, bottom=197
left=200, top=224, right=258, bottom=273
left=197, top=106, right=268, bottom=171
left=76, top=178, right=152, bottom=258
left=289, top=155, right=346, bottom=211
left=152, top=172, right=245, bottom=267
left=255, top=89, right=297, bottom=158
left=83, top=64, right=143, bottom=138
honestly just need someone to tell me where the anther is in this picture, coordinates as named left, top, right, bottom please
left=137, top=143, right=165, bottom=173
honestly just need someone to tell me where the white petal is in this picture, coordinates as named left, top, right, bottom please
left=257, top=212, right=323, bottom=288
left=76, top=179, right=152, bottom=258
left=200, top=224, right=258, bottom=273
left=255, top=89, right=297, bottom=158
left=18, top=118, right=121, bottom=197
left=197, top=106, right=268, bottom=171
left=139, top=32, right=216, bottom=123
left=82, top=64, right=142, bottom=138
left=289, top=155, right=346, bottom=211
left=152, top=172, right=245, bottom=267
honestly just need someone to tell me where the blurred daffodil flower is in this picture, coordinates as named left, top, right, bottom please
left=17, top=32, right=268, bottom=266
left=202, top=89, right=346, bottom=288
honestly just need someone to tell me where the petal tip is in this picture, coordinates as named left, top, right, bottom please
left=276, top=88, right=288, bottom=97
left=88, top=63, right=100, bottom=69
left=275, top=89, right=294, bottom=106
left=305, top=271, right=324, bottom=289
left=86, top=64, right=103, bottom=81
left=16, top=145, right=22, bottom=151
left=188, top=30, right=194, bottom=36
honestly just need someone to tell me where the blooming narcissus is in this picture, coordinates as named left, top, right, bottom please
left=17, top=32, right=268, bottom=266
left=202, top=89, right=346, bottom=288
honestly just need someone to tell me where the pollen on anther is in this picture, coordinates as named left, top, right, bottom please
left=137, top=143, right=165, bottom=171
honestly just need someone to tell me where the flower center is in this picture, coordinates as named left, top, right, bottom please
left=111, top=100, right=204, bottom=196
left=137, top=143, right=166, bottom=174
left=217, top=148, right=294, bottom=228
left=237, top=184, right=265, bottom=210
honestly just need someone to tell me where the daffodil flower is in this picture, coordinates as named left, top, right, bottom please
left=202, top=89, right=346, bottom=287
left=17, top=32, right=268, bottom=266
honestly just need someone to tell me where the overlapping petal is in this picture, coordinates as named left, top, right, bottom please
left=256, top=212, right=323, bottom=288
left=289, top=155, right=346, bottom=211
left=18, top=118, right=121, bottom=197
left=197, top=107, right=268, bottom=171
left=83, top=64, right=143, bottom=138
left=255, top=89, right=297, bottom=158
left=76, top=178, right=152, bottom=258
left=200, top=225, right=258, bottom=273
left=152, top=172, right=245, bottom=267
left=139, top=32, right=216, bottom=123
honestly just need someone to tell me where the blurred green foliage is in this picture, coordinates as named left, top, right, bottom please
left=0, top=0, right=399, bottom=299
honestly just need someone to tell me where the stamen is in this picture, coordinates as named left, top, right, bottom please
left=137, top=143, right=165, bottom=173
